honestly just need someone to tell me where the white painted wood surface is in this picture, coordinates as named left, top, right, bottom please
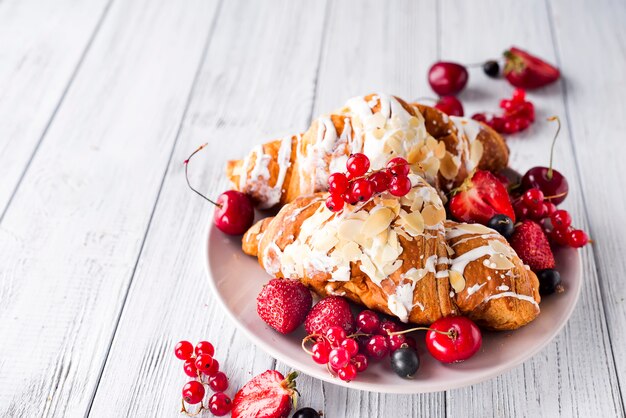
left=0, top=0, right=624, bottom=417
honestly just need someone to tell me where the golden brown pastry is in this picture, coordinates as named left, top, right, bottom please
left=242, top=175, right=539, bottom=331
left=227, top=93, right=508, bottom=208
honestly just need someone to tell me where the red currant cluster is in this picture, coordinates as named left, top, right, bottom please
left=174, top=340, right=232, bottom=416
left=472, top=88, right=535, bottom=134
left=514, top=188, right=588, bottom=248
left=326, top=154, right=412, bottom=212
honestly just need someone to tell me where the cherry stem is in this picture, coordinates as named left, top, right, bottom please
left=543, top=191, right=568, bottom=201
left=546, top=116, right=561, bottom=181
left=388, top=327, right=454, bottom=338
left=184, top=143, right=222, bottom=208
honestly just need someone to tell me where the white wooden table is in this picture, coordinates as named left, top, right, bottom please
left=1, top=0, right=625, bottom=416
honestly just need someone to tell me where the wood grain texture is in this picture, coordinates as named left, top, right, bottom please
left=87, top=1, right=329, bottom=415
left=549, top=0, right=626, bottom=405
left=0, top=0, right=111, bottom=215
left=0, top=0, right=219, bottom=415
left=440, top=0, right=623, bottom=416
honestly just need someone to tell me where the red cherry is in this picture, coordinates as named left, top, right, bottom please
left=325, top=326, right=347, bottom=346
left=389, top=176, right=412, bottom=196
left=551, top=228, right=570, bottom=246
left=550, top=209, right=572, bottom=230
left=425, top=317, right=482, bottom=363
left=337, top=363, right=358, bottom=381
left=346, top=153, right=371, bottom=176
left=175, top=340, right=194, bottom=360
left=348, top=179, right=374, bottom=202
left=329, top=347, right=351, bottom=369
left=195, top=341, right=215, bottom=357
left=428, top=62, right=469, bottom=95
left=352, top=353, right=369, bottom=372
left=311, top=341, right=331, bottom=364
left=511, top=88, right=526, bottom=102
left=521, top=167, right=569, bottom=205
left=208, top=392, right=233, bottom=416
left=326, top=194, right=345, bottom=212
left=340, top=338, right=359, bottom=357
left=195, top=354, right=215, bottom=374
left=568, top=229, right=589, bottom=248
left=386, top=157, right=410, bottom=177
left=472, top=113, right=487, bottom=123
left=356, top=310, right=380, bottom=334
left=435, top=96, right=464, bottom=116
left=209, top=371, right=229, bottom=392
left=328, top=172, right=349, bottom=195
left=365, top=335, right=389, bottom=361
left=213, top=190, right=255, bottom=235
left=182, top=381, right=205, bottom=405
left=522, top=188, right=544, bottom=209
left=368, top=171, right=392, bottom=193
left=183, top=359, right=198, bottom=377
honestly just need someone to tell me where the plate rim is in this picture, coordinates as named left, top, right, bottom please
left=203, top=215, right=583, bottom=394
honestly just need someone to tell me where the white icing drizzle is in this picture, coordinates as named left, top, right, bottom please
left=467, top=282, right=486, bottom=296
left=483, top=291, right=539, bottom=309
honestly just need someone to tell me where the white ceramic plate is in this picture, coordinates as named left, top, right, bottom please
left=204, top=218, right=582, bottom=393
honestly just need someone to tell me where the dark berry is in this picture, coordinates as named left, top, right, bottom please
left=390, top=347, right=420, bottom=378
left=537, top=269, right=561, bottom=295
left=293, top=407, right=321, bottom=418
left=483, top=60, right=500, bottom=78
left=486, top=214, right=515, bottom=239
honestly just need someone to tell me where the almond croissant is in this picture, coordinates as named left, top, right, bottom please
left=242, top=175, right=539, bottom=331
left=227, top=93, right=508, bottom=209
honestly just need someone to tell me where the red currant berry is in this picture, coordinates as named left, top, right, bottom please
left=205, top=359, right=220, bottom=377
left=550, top=209, right=572, bottom=230
left=499, top=99, right=514, bottom=110
left=328, top=172, right=349, bottom=195
left=520, top=101, right=535, bottom=122
left=377, top=319, right=403, bottom=336
left=208, top=392, right=233, bottom=416
left=340, top=338, right=359, bottom=357
left=471, top=113, right=487, bottom=123
left=175, top=341, right=194, bottom=360
left=522, top=188, right=545, bottom=209
left=346, top=153, right=370, bottom=176
left=488, top=116, right=506, bottom=133
left=503, top=118, right=520, bottom=134
left=386, top=157, right=410, bottom=177
left=195, top=341, right=215, bottom=357
left=326, top=193, right=345, bottom=212
left=389, top=176, right=412, bottom=197
left=517, top=117, right=530, bottom=131
left=365, top=335, right=389, bottom=361
left=329, top=347, right=350, bottom=369
left=352, top=353, right=369, bottom=372
left=182, top=381, right=205, bottom=405
left=368, top=171, right=392, bottom=193
left=513, top=199, right=529, bottom=220
left=404, top=336, right=417, bottom=350
left=337, top=363, right=358, bottom=382
left=342, top=192, right=358, bottom=205
left=551, top=228, right=570, bottom=246
left=183, top=359, right=198, bottom=378
left=544, top=202, right=557, bottom=216
left=528, top=203, right=546, bottom=220
left=512, top=88, right=526, bottom=102
left=209, top=371, right=229, bottom=392
left=325, top=326, right=347, bottom=346
left=387, top=334, right=409, bottom=352
left=195, top=354, right=214, bottom=374
left=568, top=229, right=588, bottom=248
left=356, top=310, right=380, bottom=334
left=349, top=179, right=374, bottom=202
left=312, top=341, right=331, bottom=364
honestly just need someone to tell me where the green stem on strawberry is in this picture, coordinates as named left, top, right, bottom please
left=546, top=116, right=561, bottom=181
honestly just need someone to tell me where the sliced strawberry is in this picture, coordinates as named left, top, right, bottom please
left=232, top=370, right=298, bottom=418
left=503, top=47, right=560, bottom=89
left=449, top=170, right=515, bottom=224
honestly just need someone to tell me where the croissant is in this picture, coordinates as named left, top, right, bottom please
left=242, top=175, right=540, bottom=331
left=227, top=93, right=508, bottom=209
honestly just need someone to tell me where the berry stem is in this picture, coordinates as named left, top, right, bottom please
left=184, top=143, right=221, bottom=208
left=387, top=327, right=453, bottom=338
left=180, top=399, right=206, bottom=416
left=301, top=334, right=323, bottom=355
left=546, top=116, right=561, bottom=181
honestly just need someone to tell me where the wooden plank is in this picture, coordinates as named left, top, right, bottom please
left=0, top=0, right=219, bottom=416
left=549, top=0, right=626, bottom=405
left=86, top=1, right=329, bottom=415
left=0, top=0, right=111, bottom=215
left=440, top=0, right=623, bottom=416
left=307, top=1, right=445, bottom=416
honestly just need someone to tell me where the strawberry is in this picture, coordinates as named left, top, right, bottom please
left=257, top=279, right=312, bottom=334
left=448, top=170, right=516, bottom=224
left=304, top=296, right=355, bottom=335
left=510, top=220, right=555, bottom=271
left=232, top=370, right=298, bottom=418
left=503, top=47, right=560, bottom=89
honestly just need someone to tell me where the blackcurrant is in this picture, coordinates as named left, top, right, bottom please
left=487, top=214, right=515, bottom=239
left=483, top=60, right=500, bottom=78
left=537, top=269, right=561, bottom=295
left=293, top=407, right=321, bottom=418
left=390, top=347, right=420, bottom=378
